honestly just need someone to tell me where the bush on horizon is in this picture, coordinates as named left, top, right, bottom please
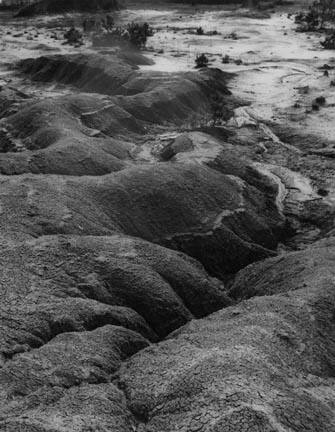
left=195, top=53, right=209, bottom=68
left=127, top=22, right=153, bottom=48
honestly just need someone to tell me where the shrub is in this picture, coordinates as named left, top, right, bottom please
left=126, top=22, right=153, bottom=48
left=92, top=21, right=153, bottom=49
left=104, top=14, right=114, bottom=31
left=195, top=53, right=209, bottom=68
left=318, top=187, right=329, bottom=196
left=226, top=31, right=238, bottom=40
left=315, top=95, right=326, bottom=104
left=64, top=27, right=83, bottom=45
left=210, top=93, right=225, bottom=126
left=196, top=26, right=204, bottom=35
left=297, top=9, right=320, bottom=31
left=321, top=30, right=335, bottom=48
left=222, top=54, right=230, bottom=63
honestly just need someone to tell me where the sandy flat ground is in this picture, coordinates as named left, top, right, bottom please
left=127, top=6, right=335, bottom=137
left=118, top=4, right=335, bottom=203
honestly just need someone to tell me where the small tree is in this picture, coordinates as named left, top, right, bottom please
left=321, top=30, right=335, bottom=47
left=195, top=53, right=209, bottom=68
left=64, top=27, right=83, bottom=45
left=222, top=54, right=230, bottom=64
left=210, top=93, right=225, bottom=126
left=126, top=22, right=153, bottom=48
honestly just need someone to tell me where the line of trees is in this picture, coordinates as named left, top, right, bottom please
left=295, top=0, right=335, bottom=48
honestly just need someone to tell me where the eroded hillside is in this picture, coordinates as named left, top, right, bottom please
left=0, top=2, right=333, bottom=431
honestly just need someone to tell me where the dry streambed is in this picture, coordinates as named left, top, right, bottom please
left=0, top=4, right=333, bottom=432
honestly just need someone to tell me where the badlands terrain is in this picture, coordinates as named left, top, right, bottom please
left=0, top=0, right=334, bottom=431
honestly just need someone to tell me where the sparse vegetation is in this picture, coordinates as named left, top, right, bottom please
left=295, top=8, right=320, bottom=31
left=295, top=0, right=335, bottom=36
left=92, top=21, right=153, bottom=49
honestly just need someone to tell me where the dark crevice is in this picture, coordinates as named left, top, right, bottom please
left=115, top=377, right=150, bottom=426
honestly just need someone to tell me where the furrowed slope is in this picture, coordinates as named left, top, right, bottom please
left=0, top=162, right=285, bottom=277
left=118, top=240, right=335, bottom=432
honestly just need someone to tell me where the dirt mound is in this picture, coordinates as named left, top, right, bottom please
left=0, top=87, right=29, bottom=118
left=118, top=240, right=335, bottom=432
left=15, top=0, right=119, bottom=17
left=229, top=236, right=335, bottom=300
left=1, top=236, right=334, bottom=431
left=0, top=234, right=229, bottom=341
left=0, top=55, right=240, bottom=175
left=18, top=53, right=148, bottom=96
left=0, top=93, right=138, bottom=175
left=0, top=162, right=285, bottom=278
left=0, top=232, right=230, bottom=430
left=18, top=53, right=235, bottom=115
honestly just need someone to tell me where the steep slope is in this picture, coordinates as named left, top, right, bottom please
left=1, top=239, right=334, bottom=431
left=0, top=232, right=229, bottom=431
left=118, top=240, right=335, bottom=432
